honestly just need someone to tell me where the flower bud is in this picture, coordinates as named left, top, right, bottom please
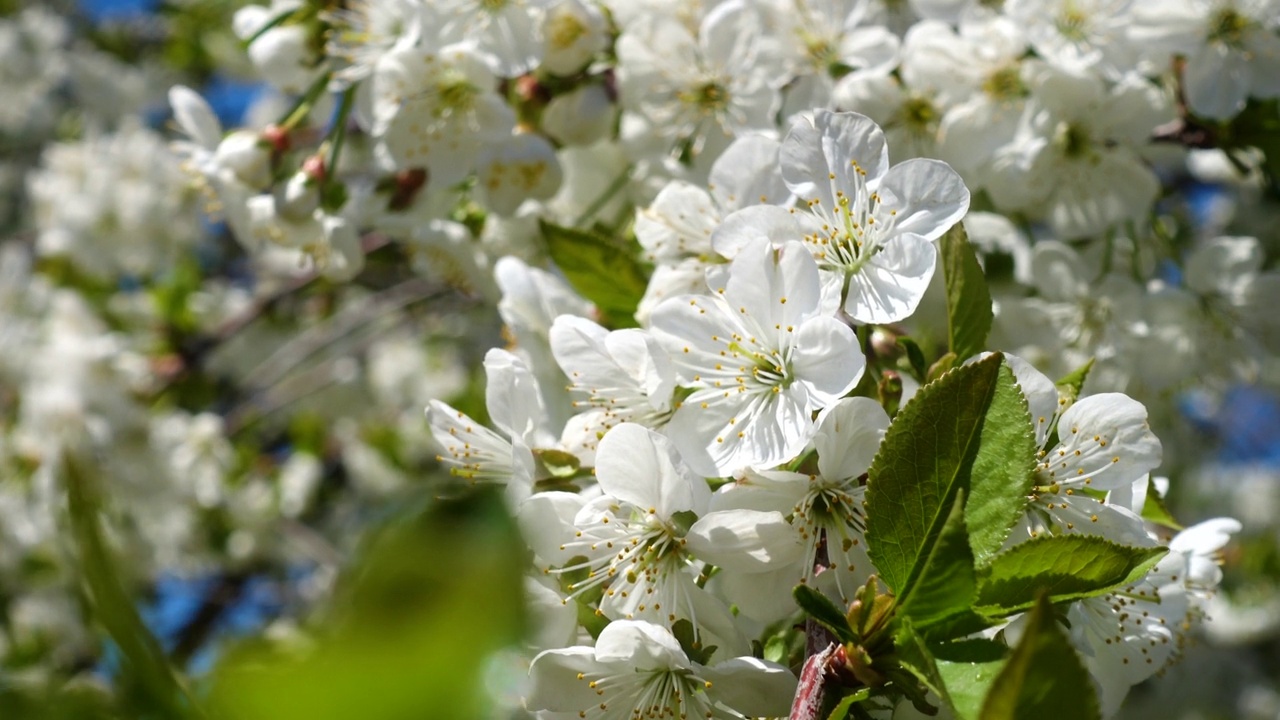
left=215, top=131, right=273, bottom=189
left=246, top=24, right=318, bottom=94
left=276, top=170, right=319, bottom=221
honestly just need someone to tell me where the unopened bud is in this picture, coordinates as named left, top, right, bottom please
left=261, top=124, right=291, bottom=154
left=878, top=371, right=902, bottom=416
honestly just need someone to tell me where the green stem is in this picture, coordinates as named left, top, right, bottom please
left=278, top=72, right=333, bottom=131
left=64, top=453, right=203, bottom=718
left=572, top=166, right=632, bottom=228
left=326, top=86, right=357, bottom=174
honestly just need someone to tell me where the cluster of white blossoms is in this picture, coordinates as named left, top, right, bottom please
left=422, top=109, right=1240, bottom=718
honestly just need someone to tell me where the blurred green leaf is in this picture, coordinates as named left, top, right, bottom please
left=1141, top=481, right=1181, bottom=530
left=64, top=454, right=196, bottom=719
left=540, top=220, right=648, bottom=328
left=975, top=536, right=1166, bottom=616
left=980, top=593, right=1099, bottom=720
left=208, top=486, right=526, bottom=720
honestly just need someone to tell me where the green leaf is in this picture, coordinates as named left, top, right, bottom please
left=941, top=223, right=993, bottom=361
left=893, top=618, right=946, bottom=700
left=931, top=639, right=1008, bottom=720
left=900, top=492, right=976, bottom=631
left=979, top=593, right=1100, bottom=720
left=825, top=688, right=871, bottom=720
left=926, top=352, right=957, bottom=384
left=540, top=220, right=649, bottom=328
left=898, top=337, right=929, bottom=382
left=1054, top=358, right=1094, bottom=404
left=975, top=535, right=1167, bottom=615
left=966, top=363, right=1037, bottom=565
left=672, top=619, right=718, bottom=665
left=865, top=354, right=1035, bottom=598
left=1140, top=482, right=1182, bottom=530
left=64, top=454, right=196, bottom=719
left=793, top=584, right=857, bottom=644
left=209, top=486, right=526, bottom=720
left=534, top=448, right=581, bottom=479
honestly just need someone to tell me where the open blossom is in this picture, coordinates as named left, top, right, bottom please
left=615, top=0, right=782, bottom=169
left=705, top=396, right=889, bottom=622
left=649, top=239, right=864, bottom=477
left=1004, top=355, right=1162, bottom=546
left=550, top=315, right=679, bottom=438
left=1133, top=0, right=1280, bottom=120
left=521, top=424, right=795, bottom=653
left=527, top=619, right=796, bottom=720
left=1068, top=518, right=1241, bottom=715
left=774, top=109, right=970, bottom=324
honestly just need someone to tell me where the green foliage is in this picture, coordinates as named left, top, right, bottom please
left=940, top=223, right=993, bottom=362
left=825, top=688, right=871, bottom=720
left=896, top=336, right=929, bottom=383
left=975, top=535, right=1167, bottom=616
left=794, top=584, right=857, bottom=644
left=864, top=354, right=1035, bottom=600
left=979, top=593, right=1100, bottom=720
left=672, top=619, right=718, bottom=665
left=64, top=455, right=196, bottom=719
left=931, top=638, right=1009, bottom=720
left=898, top=493, right=976, bottom=633
left=207, top=486, right=526, bottom=720
left=1055, top=358, right=1094, bottom=404
left=1141, top=481, right=1182, bottom=530
left=1217, top=98, right=1280, bottom=196
left=540, top=220, right=649, bottom=328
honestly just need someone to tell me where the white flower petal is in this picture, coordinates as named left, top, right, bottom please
left=815, top=397, right=889, bottom=482
left=684, top=509, right=805, bottom=572
left=843, top=233, right=937, bottom=324
left=790, top=316, right=864, bottom=404
left=595, top=423, right=710, bottom=516
left=702, top=656, right=798, bottom=717
left=876, top=158, right=970, bottom=242
left=781, top=110, right=889, bottom=208
left=1050, top=393, right=1162, bottom=490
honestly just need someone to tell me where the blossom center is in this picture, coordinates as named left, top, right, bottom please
left=1207, top=7, right=1251, bottom=49
left=982, top=65, right=1027, bottom=100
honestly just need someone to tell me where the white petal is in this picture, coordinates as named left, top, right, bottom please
left=702, top=656, right=798, bottom=717
left=517, top=490, right=586, bottom=563
left=684, top=509, right=805, bottom=572
left=1183, top=43, right=1249, bottom=121
left=815, top=397, right=889, bottom=481
left=1051, top=394, right=1162, bottom=490
left=781, top=110, right=889, bottom=208
left=876, top=158, right=970, bottom=242
left=790, top=316, right=864, bottom=405
left=168, top=86, right=222, bottom=150
left=526, top=647, right=607, bottom=712
left=710, top=134, right=789, bottom=212
left=843, top=233, right=937, bottom=324
left=724, top=240, right=823, bottom=334
left=711, top=205, right=802, bottom=259
left=594, top=619, right=690, bottom=669
left=595, top=423, right=710, bottom=516
left=484, top=348, right=553, bottom=448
